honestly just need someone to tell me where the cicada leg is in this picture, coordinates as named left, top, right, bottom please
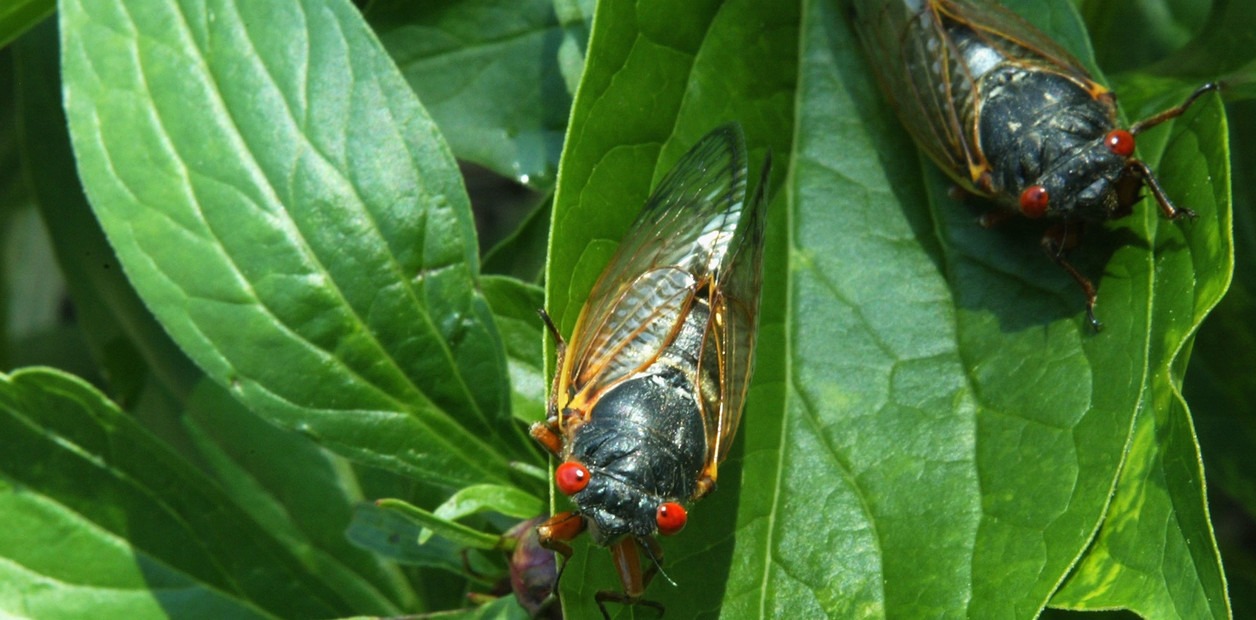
left=1042, top=222, right=1102, bottom=332
left=1127, top=159, right=1197, bottom=221
left=594, top=538, right=665, bottom=619
left=529, top=421, right=564, bottom=457
left=532, top=511, right=584, bottom=615
left=693, top=464, right=718, bottom=501
left=535, top=511, right=585, bottom=559
left=531, top=309, right=568, bottom=456
left=1122, top=82, right=1218, bottom=222
left=1129, top=82, right=1220, bottom=136
left=638, top=535, right=666, bottom=589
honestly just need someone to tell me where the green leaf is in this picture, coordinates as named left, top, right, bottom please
left=3, top=207, right=64, bottom=350
left=346, top=501, right=494, bottom=576
left=182, top=381, right=418, bottom=613
left=417, top=482, right=544, bottom=545
left=544, top=0, right=1230, bottom=617
left=377, top=498, right=506, bottom=551
left=0, top=367, right=356, bottom=619
left=482, top=198, right=551, bottom=282
left=482, top=275, right=547, bottom=424
left=1187, top=98, right=1256, bottom=619
left=1077, top=0, right=1209, bottom=74
left=1049, top=87, right=1232, bottom=617
left=416, top=595, right=531, bottom=620
left=366, top=0, right=572, bottom=188
left=552, top=0, right=593, bottom=96
left=435, top=484, right=545, bottom=522
left=0, top=0, right=52, bottom=50
left=1081, top=0, right=1256, bottom=101
left=60, top=0, right=534, bottom=488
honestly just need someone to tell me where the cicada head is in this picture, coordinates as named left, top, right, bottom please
left=553, top=371, right=703, bottom=546
left=1015, top=128, right=1135, bottom=221
left=559, top=462, right=681, bottom=546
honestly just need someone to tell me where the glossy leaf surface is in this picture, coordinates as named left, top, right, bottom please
left=542, top=0, right=1231, bottom=616
left=60, top=0, right=533, bottom=489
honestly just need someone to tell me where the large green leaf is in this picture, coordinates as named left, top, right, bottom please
left=544, top=0, right=1230, bottom=617
left=0, top=367, right=359, bottom=619
left=60, top=0, right=535, bottom=488
left=1187, top=97, right=1256, bottom=619
left=1076, top=0, right=1210, bottom=74
left=15, top=22, right=426, bottom=613
left=366, top=0, right=572, bottom=189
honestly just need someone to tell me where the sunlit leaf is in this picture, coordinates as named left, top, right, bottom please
left=61, top=0, right=533, bottom=489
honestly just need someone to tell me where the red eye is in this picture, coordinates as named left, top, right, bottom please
left=1105, top=129, right=1135, bottom=157
left=655, top=502, right=688, bottom=536
left=1018, top=185, right=1050, bottom=218
left=555, top=461, right=589, bottom=495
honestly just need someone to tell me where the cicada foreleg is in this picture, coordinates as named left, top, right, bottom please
left=530, top=421, right=564, bottom=457
left=1121, top=82, right=1219, bottom=222
left=536, top=511, right=585, bottom=560
left=1129, top=82, right=1220, bottom=136
left=1127, top=159, right=1197, bottom=221
left=594, top=538, right=665, bottom=620
left=531, top=309, right=568, bottom=456
left=1042, top=222, right=1101, bottom=332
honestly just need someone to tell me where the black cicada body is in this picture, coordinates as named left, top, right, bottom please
left=531, top=124, right=770, bottom=616
left=852, top=0, right=1218, bottom=329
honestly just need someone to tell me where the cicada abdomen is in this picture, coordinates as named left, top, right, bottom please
left=852, top=0, right=1217, bottom=329
left=530, top=123, right=771, bottom=616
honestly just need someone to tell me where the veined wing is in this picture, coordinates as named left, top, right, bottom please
left=565, top=125, right=751, bottom=401
left=940, top=0, right=1094, bottom=81
left=852, top=0, right=975, bottom=183
left=701, top=152, right=770, bottom=473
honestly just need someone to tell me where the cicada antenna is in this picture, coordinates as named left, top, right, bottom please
left=639, top=537, right=677, bottom=588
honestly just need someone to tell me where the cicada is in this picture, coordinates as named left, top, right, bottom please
left=851, top=0, right=1218, bottom=329
left=531, top=124, right=770, bottom=616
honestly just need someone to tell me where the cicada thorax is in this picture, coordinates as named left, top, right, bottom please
left=918, top=5, right=1132, bottom=221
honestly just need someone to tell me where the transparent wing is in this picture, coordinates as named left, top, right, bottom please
left=942, top=0, right=1093, bottom=77
left=565, top=124, right=750, bottom=399
left=852, top=0, right=974, bottom=181
left=700, top=152, right=770, bottom=471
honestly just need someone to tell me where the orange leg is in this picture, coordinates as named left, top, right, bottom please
left=693, top=464, right=718, bottom=501
left=594, top=539, right=665, bottom=619
left=536, top=511, right=585, bottom=559
left=532, top=308, right=568, bottom=456
left=1123, top=83, right=1217, bottom=222
left=978, top=208, right=1015, bottom=229
left=530, top=421, right=564, bottom=456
